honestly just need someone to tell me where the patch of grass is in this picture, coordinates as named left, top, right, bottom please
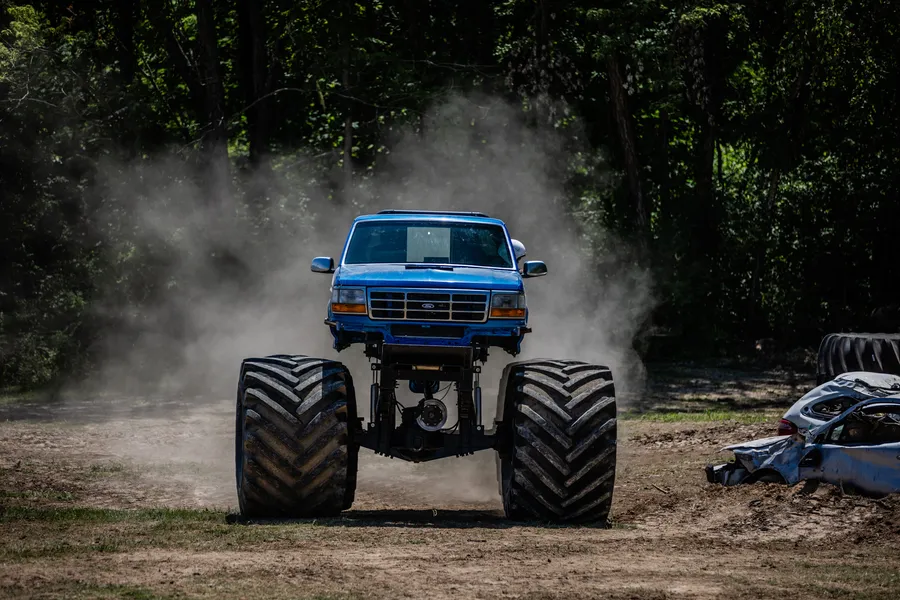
left=727, top=560, right=900, bottom=600
left=609, top=521, right=639, bottom=530
left=0, top=489, right=76, bottom=502
left=89, top=461, right=129, bottom=475
left=104, top=586, right=169, bottom=600
left=0, top=386, right=47, bottom=405
left=1, top=539, right=126, bottom=560
left=0, top=506, right=342, bottom=561
left=2, top=578, right=361, bottom=600
left=9, top=582, right=174, bottom=600
left=0, top=506, right=226, bottom=524
left=619, top=408, right=773, bottom=423
left=0, top=508, right=229, bottom=561
left=797, top=561, right=900, bottom=600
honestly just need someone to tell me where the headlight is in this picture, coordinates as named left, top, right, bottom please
left=490, top=292, right=526, bottom=318
left=331, top=287, right=367, bottom=314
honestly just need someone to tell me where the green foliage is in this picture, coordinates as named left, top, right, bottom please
left=2, top=0, right=899, bottom=386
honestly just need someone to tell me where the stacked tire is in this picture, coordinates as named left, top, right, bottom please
left=816, top=333, right=900, bottom=385
left=235, top=355, right=358, bottom=518
left=496, top=359, right=617, bottom=525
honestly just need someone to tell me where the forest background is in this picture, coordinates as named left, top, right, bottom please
left=2, top=0, right=898, bottom=390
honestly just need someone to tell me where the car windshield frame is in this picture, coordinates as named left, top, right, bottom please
left=340, top=219, right=517, bottom=270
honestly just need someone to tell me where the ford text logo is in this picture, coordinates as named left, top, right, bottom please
left=421, top=303, right=435, bottom=309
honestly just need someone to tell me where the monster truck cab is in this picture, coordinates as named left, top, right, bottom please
left=313, top=210, right=547, bottom=360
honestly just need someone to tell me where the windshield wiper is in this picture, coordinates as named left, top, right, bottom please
left=404, top=264, right=455, bottom=271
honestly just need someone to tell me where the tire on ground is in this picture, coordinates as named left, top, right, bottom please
left=816, top=333, right=900, bottom=385
left=497, top=359, right=617, bottom=524
left=235, top=354, right=358, bottom=518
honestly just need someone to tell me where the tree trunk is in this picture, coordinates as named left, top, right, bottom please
left=237, top=0, right=277, bottom=224
left=747, top=168, right=782, bottom=331
left=238, top=0, right=270, bottom=168
left=402, top=0, right=420, bottom=58
left=342, top=67, right=353, bottom=203
left=536, top=0, right=550, bottom=59
left=659, top=108, right=671, bottom=223
left=160, top=1, right=227, bottom=191
left=195, top=0, right=228, bottom=182
left=113, top=0, right=138, bottom=157
left=693, top=117, right=717, bottom=258
left=461, top=0, right=494, bottom=64
left=193, top=0, right=235, bottom=286
left=717, top=140, right=724, bottom=186
left=607, top=53, right=649, bottom=245
left=680, top=19, right=726, bottom=268
left=115, top=0, right=137, bottom=82
left=873, top=182, right=900, bottom=310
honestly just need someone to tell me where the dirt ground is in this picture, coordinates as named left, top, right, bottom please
left=1, top=365, right=899, bottom=600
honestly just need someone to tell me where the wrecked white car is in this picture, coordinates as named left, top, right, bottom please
left=707, top=397, right=900, bottom=496
left=777, top=371, right=900, bottom=437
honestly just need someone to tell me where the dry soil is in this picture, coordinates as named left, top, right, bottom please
left=1, top=366, right=898, bottom=600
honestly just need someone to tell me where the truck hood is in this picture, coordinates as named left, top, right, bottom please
left=335, top=264, right=523, bottom=292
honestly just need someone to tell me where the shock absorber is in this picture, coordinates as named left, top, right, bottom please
left=474, top=368, right=482, bottom=428
left=369, top=363, right=379, bottom=426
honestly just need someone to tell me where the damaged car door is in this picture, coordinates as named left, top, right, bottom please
left=799, top=402, right=900, bottom=495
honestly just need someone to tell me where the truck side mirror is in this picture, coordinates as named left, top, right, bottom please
left=311, top=257, right=335, bottom=273
left=511, top=239, right=527, bottom=262
left=523, top=260, right=548, bottom=278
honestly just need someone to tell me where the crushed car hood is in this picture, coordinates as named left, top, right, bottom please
left=802, top=372, right=900, bottom=403
left=725, top=435, right=807, bottom=483
left=834, top=371, right=900, bottom=389
left=723, top=435, right=792, bottom=452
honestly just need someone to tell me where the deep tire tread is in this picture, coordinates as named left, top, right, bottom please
left=500, top=359, right=617, bottom=525
left=817, top=333, right=900, bottom=384
left=236, top=354, right=358, bottom=518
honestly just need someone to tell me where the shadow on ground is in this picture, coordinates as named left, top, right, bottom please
left=1, top=364, right=818, bottom=423
left=621, top=363, right=817, bottom=415
left=225, top=508, right=612, bottom=530
left=0, top=394, right=228, bottom=424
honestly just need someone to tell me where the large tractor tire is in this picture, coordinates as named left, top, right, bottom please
left=496, top=359, right=617, bottom=525
left=816, top=333, right=900, bottom=385
left=235, top=354, right=359, bottom=518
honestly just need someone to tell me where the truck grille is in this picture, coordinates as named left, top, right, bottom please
left=368, top=288, right=489, bottom=322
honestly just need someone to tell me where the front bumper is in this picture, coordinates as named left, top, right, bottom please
left=326, top=311, right=529, bottom=353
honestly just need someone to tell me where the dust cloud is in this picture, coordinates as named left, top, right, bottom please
left=62, top=93, right=654, bottom=510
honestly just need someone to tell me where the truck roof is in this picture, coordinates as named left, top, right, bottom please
left=353, top=210, right=507, bottom=227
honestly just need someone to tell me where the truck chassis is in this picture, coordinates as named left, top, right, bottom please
left=361, top=343, right=494, bottom=462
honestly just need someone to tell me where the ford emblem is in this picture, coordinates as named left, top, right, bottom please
left=422, top=303, right=435, bottom=309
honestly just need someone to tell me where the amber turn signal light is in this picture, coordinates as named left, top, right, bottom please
left=490, top=307, right=526, bottom=318
left=331, top=303, right=367, bottom=314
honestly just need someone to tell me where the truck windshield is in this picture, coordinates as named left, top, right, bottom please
left=344, top=221, right=514, bottom=268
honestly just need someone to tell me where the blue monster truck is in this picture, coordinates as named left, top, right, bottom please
left=235, top=210, right=618, bottom=523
